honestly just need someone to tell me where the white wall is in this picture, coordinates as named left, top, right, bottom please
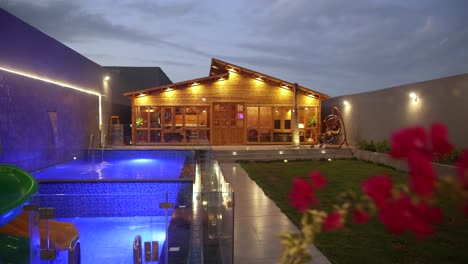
left=322, top=73, right=468, bottom=148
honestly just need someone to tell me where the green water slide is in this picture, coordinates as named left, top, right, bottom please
left=0, top=164, right=38, bottom=263
left=0, top=164, right=38, bottom=225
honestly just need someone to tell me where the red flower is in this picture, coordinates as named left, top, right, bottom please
left=289, top=178, right=317, bottom=213
left=430, top=123, right=453, bottom=156
left=413, top=202, right=442, bottom=224
left=352, top=209, right=370, bottom=224
left=390, top=126, right=428, bottom=159
left=309, top=171, right=327, bottom=189
left=362, top=175, right=393, bottom=207
left=378, top=195, right=411, bottom=234
left=408, top=152, right=436, bottom=198
left=378, top=194, right=442, bottom=239
left=323, top=211, right=343, bottom=232
left=456, top=150, right=468, bottom=190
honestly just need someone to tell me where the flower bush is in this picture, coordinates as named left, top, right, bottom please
left=280, top=123, right=468, bottom=263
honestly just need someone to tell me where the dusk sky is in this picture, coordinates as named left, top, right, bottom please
left=1, top=0, right=467, bottom=97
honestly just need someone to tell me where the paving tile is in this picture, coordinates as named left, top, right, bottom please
left=220, top=163, right=332, bottom=264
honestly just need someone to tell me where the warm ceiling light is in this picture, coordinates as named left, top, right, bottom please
left=280, top=82, right=290, bottom=89
left=409, top=92, right=418, bottom=102
left=211, top=65, right=219, bottom=69
left=191, top=82, right=200, bottom=86
left=254, top=74, right=264, bottom=81
left=104, top=75, right=110, bottom=81
left=308, top=93, right=317, bottom=98
left=226, top=65, right=239, bottom=73
left=218, top=77, right=225, bottom=81
left=137, top=93, right=147, bottom=97
left=165, top=87, right=174, bottom=92
left=305, top=107, right=309, bottom=110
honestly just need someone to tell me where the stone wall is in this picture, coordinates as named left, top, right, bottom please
left=0, top=9, right=108, bottom=171
left=322, top=73, right=468, bottom=148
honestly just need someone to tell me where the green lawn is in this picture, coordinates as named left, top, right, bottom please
left=240, top=159, right=468, bottom=264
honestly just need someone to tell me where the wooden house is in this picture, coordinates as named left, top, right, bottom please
left=124, top=58, right=329, bottom=145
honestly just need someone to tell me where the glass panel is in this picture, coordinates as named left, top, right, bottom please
left=259, top=129, right=271, bottom=142
left=164, top=108, right=173, bottom=130
left=150, top=130, right=162, bottom=143
left=246, top=107, right=259, bottom=129
left=186, top=107, right=198, bottom=129
left=164, top=131, right=184, bottom=142
left=174, top=109, right=183, bottom=130
left=186, top=129, right=197, bottom=142
left=247, top=128, right=258, bottom=142
left=136, top=130, right=148, bottom=143
left=259, top=107, right=272, bottom=128
left=284, top=120, right=291, bottom=129
left=149, top=107, right=161, bottom=128
left=199, top=107, right=208, bottom=127
left=139, top=107, right=150, bottom=128
left=274, top=120, right=281, bottom=129
left=199, top=129, right=210, bottom=141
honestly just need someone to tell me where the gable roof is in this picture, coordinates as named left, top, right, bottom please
left=124, top=58, right=329, bottom=99
left=209, top=58, right=329, bottom=99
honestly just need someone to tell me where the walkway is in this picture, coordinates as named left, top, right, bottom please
left=220, top=163, right=331, bottom=264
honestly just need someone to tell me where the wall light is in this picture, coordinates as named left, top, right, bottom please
left=409, top=92, right=418, bottom=102
left=104, top=75, right=110, bottom=81
left=0, top=65, right=102, bottom=130
left=298, top=123, right=305, bottom=129
left=343, top=100, right=350, bottom=107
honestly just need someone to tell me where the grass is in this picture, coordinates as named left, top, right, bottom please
left=240, top=159, right=468, bottom=264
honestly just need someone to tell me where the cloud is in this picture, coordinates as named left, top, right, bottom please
left=0, top=0, right=215, bottom=57
left=2, top=0, right=467, bottom=96
left=231, top=0, right=468, bottom=95
left=85, top=52, right=200, bottom=68
left=125, top=0, right=194, bottom=17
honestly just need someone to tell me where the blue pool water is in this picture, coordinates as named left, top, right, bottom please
left=30, top=150, right=194, bottom=263
left=54, top=216, right=166, bottom=264
left=33, top=150, right=193, bottom=181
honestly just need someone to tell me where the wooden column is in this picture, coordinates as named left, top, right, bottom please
left=292, top=83, right=300, bottom=147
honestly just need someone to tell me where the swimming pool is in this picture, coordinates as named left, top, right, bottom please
left=33, top=150, right=194, bottom=181
left=29, top=150, right=195, bottom=263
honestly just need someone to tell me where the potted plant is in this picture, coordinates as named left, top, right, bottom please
left=136, top=117, right=144, bottom=141
left=308, top=116, right=317, bottom=127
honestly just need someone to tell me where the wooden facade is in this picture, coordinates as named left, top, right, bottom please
left=124, top=58, right=329, bottom=145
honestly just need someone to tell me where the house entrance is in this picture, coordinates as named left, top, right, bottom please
left=212, top=102, right=244, bottom=145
